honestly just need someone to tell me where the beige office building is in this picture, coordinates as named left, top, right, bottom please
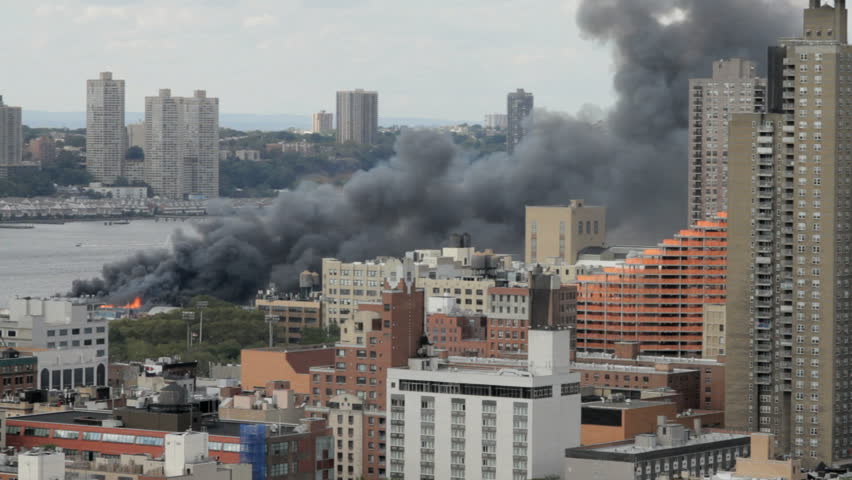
left=525, top=200, right=606, bottom=264
left=145, top=89, right=219, bottom=199
left=86, top=72, right=125, bottom=184
left=416, top=277, right=496, bottom=314
left=336, top=89, right=378, bottom=145
left=0, top=95, right=22, bottom=178
left=701, top=304, right=727, bottom=360
left=726, top=0, right=852, bottom=467
left=321, top=257, right=403, bottom=327
left=688, top=59, right=767, bottom=224
left=312, top=110, right=333, bottom=134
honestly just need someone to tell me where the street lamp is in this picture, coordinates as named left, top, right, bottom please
left=265, top=315, right=280, bottom=348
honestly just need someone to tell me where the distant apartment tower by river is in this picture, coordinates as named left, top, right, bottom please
left=0, top=95, right=23, bottom=178
left=688, top=59, right=766, bottom=224
left=312, top=110, right=333, bottom=134
left=507, top=88, right=533, bottom=154
left=145, top=89, right=219, bottom=199
left=86, top=72, right=126, bottom=184
left=336, top=89, right=378, bottom=145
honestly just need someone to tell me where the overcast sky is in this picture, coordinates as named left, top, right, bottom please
left=1, top=0, right=614, bottom=121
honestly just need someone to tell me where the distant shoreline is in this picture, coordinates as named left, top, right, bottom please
left=0, top=215, right=207, bottom=225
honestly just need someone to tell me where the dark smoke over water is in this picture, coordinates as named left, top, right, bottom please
left=71, top=0, right=799, bottom=304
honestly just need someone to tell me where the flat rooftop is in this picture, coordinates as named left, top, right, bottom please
left=571, top=362, right=697, bottom=375
left=588, top=432, right=747, bottom=454
left=11, top=410, right=112, bottom=424
left=566, top=431, right=749, bottom=460
left=243, top=344, right=333, bottom=353
left=8, top=410, right=303, bottom=439
left=582, top=400, right=671, bottom=410
left=575, top=352, right=725, bottom=367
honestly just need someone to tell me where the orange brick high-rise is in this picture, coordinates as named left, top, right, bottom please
left=576, top=213, right=727, bottom=356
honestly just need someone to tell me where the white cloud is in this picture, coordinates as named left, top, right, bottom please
left=34, top=4, right=67, bottom=16
left=74, top=5, right=129, bottom=23
left=243, top=13, right=278, bottom=28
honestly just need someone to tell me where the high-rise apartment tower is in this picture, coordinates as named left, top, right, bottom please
left=507, top=88, right=533, bottom=154
left=179, top=90, right=219, bottom=199
left=0, top=95, right=23, bottom=178
left=688, top=59, right=767, bottom=224
left=144, top=89, right=219, bottom=199
left=86, top=72, right=125, bottom=184
left=336, top=89, right=378, bottom=145
left=726, top=0, right=852, bottom=467
left=312, top=110, right=333, bottom=134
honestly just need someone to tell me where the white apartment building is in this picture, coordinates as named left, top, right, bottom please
left=18, top=450, right=64, bottom=480
left=86, top=72, right=126, bottom=184
left=0, top=95, right=23, bottom=178
left=387, top=329, right=581, bottom=480
left=87, top=183, right=147, bottom=200
left=1, top=298, right=109, bottom=390
left=145, top=89, right=219, bottom=199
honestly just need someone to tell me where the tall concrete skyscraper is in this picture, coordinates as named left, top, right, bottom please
left=507, top=88, right=533, bottom=154
left=144, top=89, right=219, bottom=199
left=0, top=95, right=22, bottom=178
left=86, top=72, right=125, bottom=184
left=336, top=89, right=378, bottom=145
left=312, top=110, right=333, bottom=134
left=726, top=0, right=852, bottom=467
left=145, top=90, right=181, bottom=199
left=688, top=59, right=767, bottom=224
left=179, top=90, right=219, bottom=199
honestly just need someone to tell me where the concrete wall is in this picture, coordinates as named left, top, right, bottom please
left=565, top=457, right=634, bottom=480
left=240, top=348, right=333, bottom=394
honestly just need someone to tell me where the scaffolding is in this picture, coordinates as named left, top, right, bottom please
left=240, top=423, right=267, bottom=480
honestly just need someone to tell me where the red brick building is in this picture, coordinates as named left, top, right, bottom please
left=424, top=314, right=488, bottom=356
left=0, top=348, right=37, bottom=396
left=576, top=342, right=726, bottom=412
left=306, top=281, right=424, bottom=480
left=5, top=410, right=333, bottom=479
left=426, top=280, right=577, bottom=358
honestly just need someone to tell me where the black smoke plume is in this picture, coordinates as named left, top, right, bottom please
left=71, top=0, right=799, bottom=304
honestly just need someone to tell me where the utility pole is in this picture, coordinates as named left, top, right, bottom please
left=196, top=301, right=208, bottom=344
left=265, top=315, right=279, bottom=348
left=182, top=311, right=195, bottom=351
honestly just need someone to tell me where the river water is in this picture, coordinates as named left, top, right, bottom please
left=0, top=219, right=202, bottom=308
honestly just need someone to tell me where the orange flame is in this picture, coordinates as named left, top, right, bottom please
left=124, top=297, right=143, bottom=309
left=98, top=297, right=143, bottom=309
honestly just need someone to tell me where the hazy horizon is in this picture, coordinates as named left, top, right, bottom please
left=2, top=0, right=614, bottom=121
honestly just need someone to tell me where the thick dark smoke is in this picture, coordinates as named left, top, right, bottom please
left=71, top=0, right=799, bottom=304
